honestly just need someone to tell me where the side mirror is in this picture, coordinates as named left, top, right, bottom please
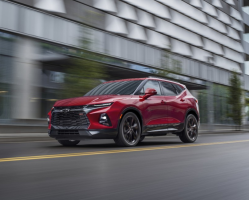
left=141, top=88, right=157, bottom=100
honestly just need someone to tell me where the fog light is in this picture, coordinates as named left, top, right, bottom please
left=99, top=113, right=112, bottom=126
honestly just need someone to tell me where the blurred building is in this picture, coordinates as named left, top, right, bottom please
left=0, top=0, right=248, bottom=127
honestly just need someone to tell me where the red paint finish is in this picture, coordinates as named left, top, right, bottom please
left=48, top=78, right=199, bottom=131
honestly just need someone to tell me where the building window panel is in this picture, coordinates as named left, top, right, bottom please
left=224, top=37, right=244, bottom=52
left=1, top=1, right=18, bottom=31
left=157, top=0, right=208, bottom=24
left=93, top=0, right=117, bottom=14
left=227, top=27, right=240, bottom=40
left=22, top=8, right=44, bottom=38
left=43, top=15, right=55, bottom=41
left=34, top=0, right=66, bottom=13
left=137, top=10, right=155, bottom=29
left=203, top=38, right=224, bottom=55
left=212, top=0, right=223, bottom=8
left=146, top=30, right=170, bottom=49
left=67, top=22, right=80, bottom=46
left=171, top=39, right=192, bottom=57
left=156, top=18, right=203, bottom=47
left=214, top=55, right=242, bottom=73
left=145, top=46, right=154, bottom=66
left=53, top=17, right=67, bottom=44
left=105, top=15, right=127, bottom=35
left=202, top=27, right=243, bottom=53
left=208, top=16, right=227, bottom=34
left=117, top=1, right=137, bottom=22
left=191, top=46, right=212, bottom=63
left=231, top=18, right=243, bottom=31
left=127, top=22, right=147, bottom=42
left=123, top=0, right=171, bottom=20
left=171, top=10, right=205, bottom=36
left=202, top=1, right=217, bottom=18
left=189, top=0, right=203, bottom=8
left=225, top=0, right=235, bottom=6
left=223, top=47, right=244, bottom=63
left=217, top=10, right=231, bottom=25
left=245, top=62, right=249, bottom=76
left=230, top=7, right=243, bottom=21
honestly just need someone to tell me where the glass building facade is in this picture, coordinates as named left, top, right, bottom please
left=0, top=0, right=248, bottom=127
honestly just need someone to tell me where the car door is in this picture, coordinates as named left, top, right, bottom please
left=160, top=81, right=186, bottom=131
left=138, top=80, right=168, bottom=129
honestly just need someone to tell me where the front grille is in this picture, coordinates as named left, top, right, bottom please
left=54, top=106, right=84, bottom=110
left=58, top=130, right=79, bottom=135
left=51, top=110, right=89, bottom=126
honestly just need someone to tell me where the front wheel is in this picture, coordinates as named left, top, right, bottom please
left=179, top=114, right=198, bottom=143
left=57, top=140, right=80, bottom=146
left=114, top=112, right=141, bottom=147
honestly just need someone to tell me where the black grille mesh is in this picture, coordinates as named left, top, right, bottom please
left=58, top=130, right=79, bottom=135
left=51, top=111, right=89, bottom=126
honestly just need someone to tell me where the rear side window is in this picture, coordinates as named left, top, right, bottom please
left=173, top=84, right=185, bottom=94
left=160, top=82, right=177, bottom=96
left=139, top=80, right=161, bottom=95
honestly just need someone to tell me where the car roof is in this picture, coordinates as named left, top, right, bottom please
left=103, top=77, right=186, bottom=88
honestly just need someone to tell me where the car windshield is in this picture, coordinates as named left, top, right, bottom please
left=85, top=80, right=143, bottom=96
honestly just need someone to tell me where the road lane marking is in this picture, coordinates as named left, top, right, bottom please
left=0, top=140, right=249, bottom=163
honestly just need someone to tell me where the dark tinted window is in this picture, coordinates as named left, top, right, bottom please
left=173, top=84, right=185, bottom=94
left=160, top=82, right=177, bottom=96
left=139, top=80, right=161, bottom=95
left=85, top=80, right=143, bottom=96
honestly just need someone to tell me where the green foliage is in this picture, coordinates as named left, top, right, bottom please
left=227, top=72, right=243, bottom=127
left=62, top=26, right=107, bottom=98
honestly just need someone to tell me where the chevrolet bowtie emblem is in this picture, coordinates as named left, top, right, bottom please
left=61, top=109, right=70, bottom=113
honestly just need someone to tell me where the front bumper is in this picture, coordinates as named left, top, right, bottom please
left=48, top=128, right=118, bottom=140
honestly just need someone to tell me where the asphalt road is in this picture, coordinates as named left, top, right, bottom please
left=0, top=133, right=249, bottom=200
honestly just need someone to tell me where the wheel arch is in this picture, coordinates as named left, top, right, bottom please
left=186, top=108, right=199, bottom=122
left=177, top=108, right=199, bottom=133
left=119, top=107, right=144, bottom=130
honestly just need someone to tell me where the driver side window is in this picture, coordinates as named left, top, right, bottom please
left=139, top=80, right=161, bottom=95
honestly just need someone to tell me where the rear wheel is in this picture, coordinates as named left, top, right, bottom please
left=179, top=114, right=198, bottom=143
left=57, top=140, right=80, bottom=146
left=114, top=112, right=141, bottom=147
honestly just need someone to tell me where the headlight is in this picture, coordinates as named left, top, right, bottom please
left=87, top=103, right=113, bottom=108
left=83, top=103, right=113, bottom=114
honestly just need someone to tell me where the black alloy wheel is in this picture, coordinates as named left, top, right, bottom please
left=179, top=114, right=198, bottom=143
left=114, top=112, right=141, bottom=147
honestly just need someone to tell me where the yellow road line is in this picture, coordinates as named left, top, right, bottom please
left=0, top=140, right=249, bottom=163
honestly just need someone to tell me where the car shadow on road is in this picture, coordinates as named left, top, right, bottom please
left=49, top=140, right=183, bottom=149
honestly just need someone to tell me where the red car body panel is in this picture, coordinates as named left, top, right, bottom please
left=47, top=78, right=199, bottom=140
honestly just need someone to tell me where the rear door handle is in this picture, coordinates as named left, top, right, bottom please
left=180, top=99, right=185, bottom=102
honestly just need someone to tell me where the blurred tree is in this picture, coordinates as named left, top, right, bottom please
left=152, top=49, right=182, bottom=77
left=62, top=26, right=107, bottom=98
left=227, top=72, right=243, bottom=130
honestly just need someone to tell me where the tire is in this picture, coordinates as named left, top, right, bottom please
left=57, top=140, right=80, bottom=146
left=139, top=135, right=145, bottom=143
left=114, top=112, right=141, bottom=147
left=179, top=114, right=198, bottom=143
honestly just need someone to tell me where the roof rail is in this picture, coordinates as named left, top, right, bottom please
left=147, top=76, right=185, bottom=87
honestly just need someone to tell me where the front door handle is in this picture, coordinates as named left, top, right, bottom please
left=180, top=98, right=185, bottom=102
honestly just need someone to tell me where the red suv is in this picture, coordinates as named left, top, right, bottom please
left=47, top=77, right=199, bottom=147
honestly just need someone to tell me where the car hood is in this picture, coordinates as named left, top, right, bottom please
left=54, top=95, right=128, bottom=107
